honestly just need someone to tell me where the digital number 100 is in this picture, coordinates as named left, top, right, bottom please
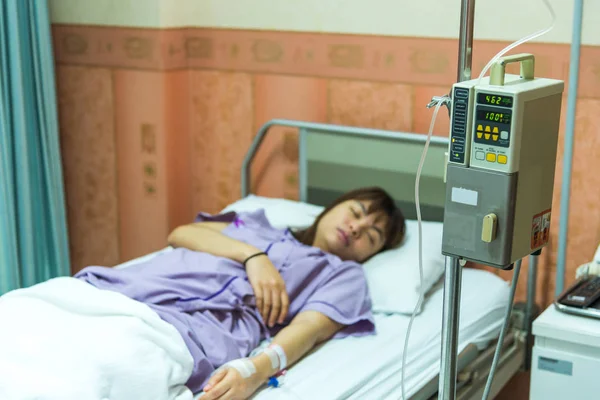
left=486, top=112, right=504, bottom=122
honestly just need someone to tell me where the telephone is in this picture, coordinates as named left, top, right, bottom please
left=555, top=243, right=600, bottom=319
left=557, top=276, right=600, bottom=308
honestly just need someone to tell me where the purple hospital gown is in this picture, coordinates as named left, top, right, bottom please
left=75, top=209, right=375, bottom=393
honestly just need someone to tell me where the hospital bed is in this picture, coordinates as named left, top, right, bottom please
left=117, top=119, right=536, bottom=399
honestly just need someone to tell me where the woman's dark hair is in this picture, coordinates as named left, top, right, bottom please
left=292, top=186, right=406, bottom=254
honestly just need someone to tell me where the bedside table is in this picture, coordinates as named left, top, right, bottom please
left=530, top=304, right=600, bottom=400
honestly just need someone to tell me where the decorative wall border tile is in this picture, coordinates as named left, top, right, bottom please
left=53, top=25, right=600, bottom=97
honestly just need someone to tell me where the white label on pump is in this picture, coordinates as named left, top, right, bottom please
left=451, top=187, right=478, bottom=206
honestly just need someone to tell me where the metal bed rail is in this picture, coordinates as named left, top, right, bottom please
left=456, top=331, right=526, bottom=400
left=421, top=330, right=525, bottom=400
left=240, top=119, right=448, bottom=201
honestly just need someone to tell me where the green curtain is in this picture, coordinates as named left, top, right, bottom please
left=0, top=0, right=70, bottom=294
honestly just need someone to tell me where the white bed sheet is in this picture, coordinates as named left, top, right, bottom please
left=116, top=248, right=509, bottom=400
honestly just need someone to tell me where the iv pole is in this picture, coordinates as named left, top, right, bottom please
left=438, top=0, right=475, bottom=399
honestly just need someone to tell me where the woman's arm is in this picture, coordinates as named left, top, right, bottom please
left=252, top=310, right=343, bottom=379
left=201, top=311, right=344, bottom=399
left=167, top=222, right=259, bottom=263
left=168, top=221, right=290, bottom=327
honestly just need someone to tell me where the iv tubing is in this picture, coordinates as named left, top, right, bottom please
left=482, top=260, right=522, bottom=399
left=476, top=0, right=556, bottom=86
left=401, top=97, right=447, bottom=400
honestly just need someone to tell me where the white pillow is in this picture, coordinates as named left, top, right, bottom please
left=363, top=219, right=445, bottom=314
left=221, top=195, right=445, bottom=314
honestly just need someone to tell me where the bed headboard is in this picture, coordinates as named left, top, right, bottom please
left=242, top=119, right=449, bottom=222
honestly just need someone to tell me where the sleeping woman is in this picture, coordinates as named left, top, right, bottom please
left=0, top=186, right=405, bottom=400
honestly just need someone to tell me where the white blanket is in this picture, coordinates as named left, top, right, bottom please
left=0, top=277, right=195, bottom=400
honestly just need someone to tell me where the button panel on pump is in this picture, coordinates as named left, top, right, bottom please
left=472, top=100, right=513, bottom=167
left=450, top=88, right=469, bottom=164
left=474, top=106, right=512, bottom=148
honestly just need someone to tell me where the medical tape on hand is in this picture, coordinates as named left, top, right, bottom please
left=261, top=347, right=280, bottom=370
left=268, top=343, right=288, bottom=371
left=222, top=358, right=256, bottom=379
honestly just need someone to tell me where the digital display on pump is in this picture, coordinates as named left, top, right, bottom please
left=477, top=93, right=513, bottom=108
left=476, top=109, right=511, bottom=125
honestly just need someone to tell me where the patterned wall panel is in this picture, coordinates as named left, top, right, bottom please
left=113, top=70, right=170, bottom=262
left=164, top=71, right=194, bottom=230
left=327, top=79, right=414, bottom=132
left=189, top=71, right=254, bottom=214
left=253, top=74, right=328, bottom=200
left=565, top=99, right=600, bottom=270
left=56, top=66, right=119, bottom=272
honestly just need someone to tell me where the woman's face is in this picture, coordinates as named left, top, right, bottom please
left=313, top=199, right=388, bottom=262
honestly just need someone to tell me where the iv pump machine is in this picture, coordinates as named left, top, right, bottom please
left=441, top=53, right=564, bottom=269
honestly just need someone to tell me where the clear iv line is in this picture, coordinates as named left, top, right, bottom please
left=476, top=0, right=556, bottom=86
left=482, top=260, right=521, bottom=400
left=400, top=96, right=448, bottom=400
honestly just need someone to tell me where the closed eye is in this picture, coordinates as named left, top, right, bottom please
left=372, top=227, right=383, bottom=246
left=357, top=201, right=368, bottom=216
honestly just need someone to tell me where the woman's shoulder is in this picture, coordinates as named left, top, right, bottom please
left=195, top=208, right=277, bottom=230
left=319, top=253, right=365, bottom=276
left=289, top=242, right=365, bottom=272
left=238, top=208, right=273, bottom=227
left=231, top=209, right=293, bottom=237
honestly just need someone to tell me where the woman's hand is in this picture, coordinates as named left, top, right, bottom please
left=200, top=368, right=263, bottom=400
left=245, top=255, right=289, bottom=327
